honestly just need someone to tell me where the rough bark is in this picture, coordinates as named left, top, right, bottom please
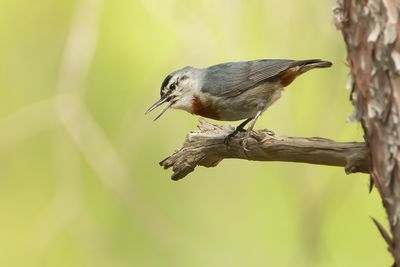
left=334, top=0, right=400, bottom=265
left=161, top=119, right=368, bottom=181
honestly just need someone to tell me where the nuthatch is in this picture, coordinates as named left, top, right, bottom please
left=146, top=59, right=332, bottom=145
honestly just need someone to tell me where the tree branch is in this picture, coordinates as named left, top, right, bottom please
left=160, top=119, right=369, bottom=180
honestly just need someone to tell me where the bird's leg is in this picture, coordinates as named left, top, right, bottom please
left=241, top=110, right=262, bottom=149
left=224, top=117, right=253, bottom=145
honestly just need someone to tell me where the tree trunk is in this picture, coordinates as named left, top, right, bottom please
left=334, top=0, right=400, bottom=265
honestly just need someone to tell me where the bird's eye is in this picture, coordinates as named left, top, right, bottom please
left=170, top=83, right=176, bottom=90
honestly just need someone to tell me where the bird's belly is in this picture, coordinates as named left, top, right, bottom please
left=215, top=84, right=283, bottom=121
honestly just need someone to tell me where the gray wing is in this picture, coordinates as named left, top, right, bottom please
left=201, top=59, right=295, bottom=97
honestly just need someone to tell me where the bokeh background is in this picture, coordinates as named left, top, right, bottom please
left=0, top=0, right=392, bottom=266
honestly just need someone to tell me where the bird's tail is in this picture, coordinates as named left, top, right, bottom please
left=294, top=59, right=332, bottom=75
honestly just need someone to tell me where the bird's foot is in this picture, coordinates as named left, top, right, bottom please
left=240, top=138, right=250, bottom=151
left=223, top=134, right=233, bottom=145
left=224, top=127, right=246, bottom=145
left=240, top=130, right=254, bottom=151
left=240, top=129, right=276, bottom=150
left=225, top=127, right=276, bottom=148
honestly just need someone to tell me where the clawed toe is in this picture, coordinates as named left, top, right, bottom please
left=225, top=132, right=251, bottom=150
left=224, top=131, right=238, bottom=145
left=240, top=137, right=250, bottom=151
left=224, top=118, right=254, bottom=146
left=265, top=129, right=275, bottom=136
left=226, top=128, right=275, bottom=148
left=224, top=135, right=232, bottom=145
left=240, top=130, right=254, bottom=150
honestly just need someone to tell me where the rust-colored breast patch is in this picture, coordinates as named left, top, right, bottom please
left=279, top=68, right=298, bottom=87
left=191, top=96, right=220, bottom=120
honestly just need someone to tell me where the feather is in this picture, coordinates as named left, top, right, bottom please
left=201, top=59, right=331, bottom=97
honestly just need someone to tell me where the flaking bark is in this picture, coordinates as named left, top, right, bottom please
left=334, top=0, right=400, bottom=265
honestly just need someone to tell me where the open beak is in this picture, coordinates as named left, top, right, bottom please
left=145, top=96, right=173, bottom=121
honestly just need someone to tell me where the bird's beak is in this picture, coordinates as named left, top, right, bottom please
left=145, top=96, right=173, bottom=121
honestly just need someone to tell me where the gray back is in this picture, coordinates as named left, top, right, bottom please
left=201, top=59, right=295, bottom=97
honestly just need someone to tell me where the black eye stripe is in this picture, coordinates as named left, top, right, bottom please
left=160, top=74, right=173, bottom=97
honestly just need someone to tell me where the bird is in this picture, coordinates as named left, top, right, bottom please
left=146, top=59, right=332, bottom=146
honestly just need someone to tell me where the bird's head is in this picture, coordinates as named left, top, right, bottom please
left=145, top=66, right=198, bottom=120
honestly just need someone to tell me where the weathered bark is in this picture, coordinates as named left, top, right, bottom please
left=161, top=119, right=368, bottom=181
left=334, top=0, right=400, bottom=265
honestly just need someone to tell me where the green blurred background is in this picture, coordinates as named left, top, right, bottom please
left=0, top=0, right=391, bottom=266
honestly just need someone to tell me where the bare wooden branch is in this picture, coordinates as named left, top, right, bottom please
left=160, top=119, right=369, bottom=180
